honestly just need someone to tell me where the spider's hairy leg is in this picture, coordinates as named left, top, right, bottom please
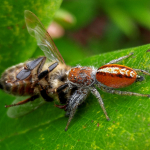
left=99, top=86, right=150, bottom=98
left=90, top=86, right=109, bottom=120
left=134, top=69, right=150, bottom=82
left=65, top=89, right=88, bottom=131
left=106, top=52, right=133, bottom=65
left=134, top=69, right=150, bottom=76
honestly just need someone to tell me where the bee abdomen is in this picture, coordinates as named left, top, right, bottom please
left=13, top=80, right=34, bottom=95
left=0, top=64, right=35, bottom=96
left=2, top=77, right=34, bottom=96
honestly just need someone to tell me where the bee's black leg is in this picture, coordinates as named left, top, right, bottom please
left=56, top=83, right=68, bottom=104
left=58, top=91, right=67, bottom=104
left=0, top=80, right=3, bottom=89
left=5, top=95, right=39, bottom=108
left=56, top=83, right=68, bottom=93
left=40, top=88, right=53, bottom=102
left=38, top=62, right=58, bottom=80
left=32, top=62, right=59, bottom=88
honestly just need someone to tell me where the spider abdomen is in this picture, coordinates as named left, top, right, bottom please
left=96, top=64, right=137, bottom=88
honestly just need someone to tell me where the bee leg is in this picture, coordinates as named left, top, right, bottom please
left=56, top=83, right=68, bottom=104
left=32, top=62, right=58, bottom=87
left=56, top=83, right=68, bottom=93
left=54, top=84, right=68, bottom=110
left=0, top=80, right=3, bottom=89
left=54, top=90, right=68, bottom=110
left=40, top=87, right=53, bottom=102
left=55, top=104, right=67, bottom=110
left=5, top=95, right=39, bottom=108
left=38, top=62, right=58, bottom=80
left=49, top=83, right=68, bottom=107
left=58, top=91, right=68, bottom=104
left=55, top=87, right=79, bottom=110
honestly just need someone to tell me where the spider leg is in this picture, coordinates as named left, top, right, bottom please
left=106, top=52, right=133, bottom=65
left=65, top=89, right=88, bottom=131
left=134, top=69, right=150, bottom=82
left=90, top=86, right=109, bottom=120
left=134, top=69, right=150, bottom=76
left=99, top=86, right=150, bottom=98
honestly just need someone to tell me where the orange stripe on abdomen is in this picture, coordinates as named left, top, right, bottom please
left=96, top=64, right=137, bottom=88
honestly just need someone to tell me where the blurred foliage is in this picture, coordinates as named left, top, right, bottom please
left=99, top=0, right=150, bottom=37
left=53, top=9, right=76, bottom=29
left=59, top=0, right=150, bottom=58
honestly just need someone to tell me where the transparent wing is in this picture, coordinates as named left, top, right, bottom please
left=24, top=10, right=65, bottom=64
left=7, top=96, right=45, bottom=118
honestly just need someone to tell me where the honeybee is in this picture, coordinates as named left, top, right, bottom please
left=1, top=10, right=150, bottom=131
left=0, top=10, right=71, bottom=120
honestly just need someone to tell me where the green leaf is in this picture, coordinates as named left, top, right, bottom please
left=1, top=44, right=150, bottom=149
left=0, top=0, right=62, bottom=72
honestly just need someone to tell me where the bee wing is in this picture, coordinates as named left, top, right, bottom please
left=7, top=96, right=45, bottom=118
left=24, top=10, right=65, bottom=64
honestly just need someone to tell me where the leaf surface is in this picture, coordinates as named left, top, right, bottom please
left=1, top=44, right=150, bottom=149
